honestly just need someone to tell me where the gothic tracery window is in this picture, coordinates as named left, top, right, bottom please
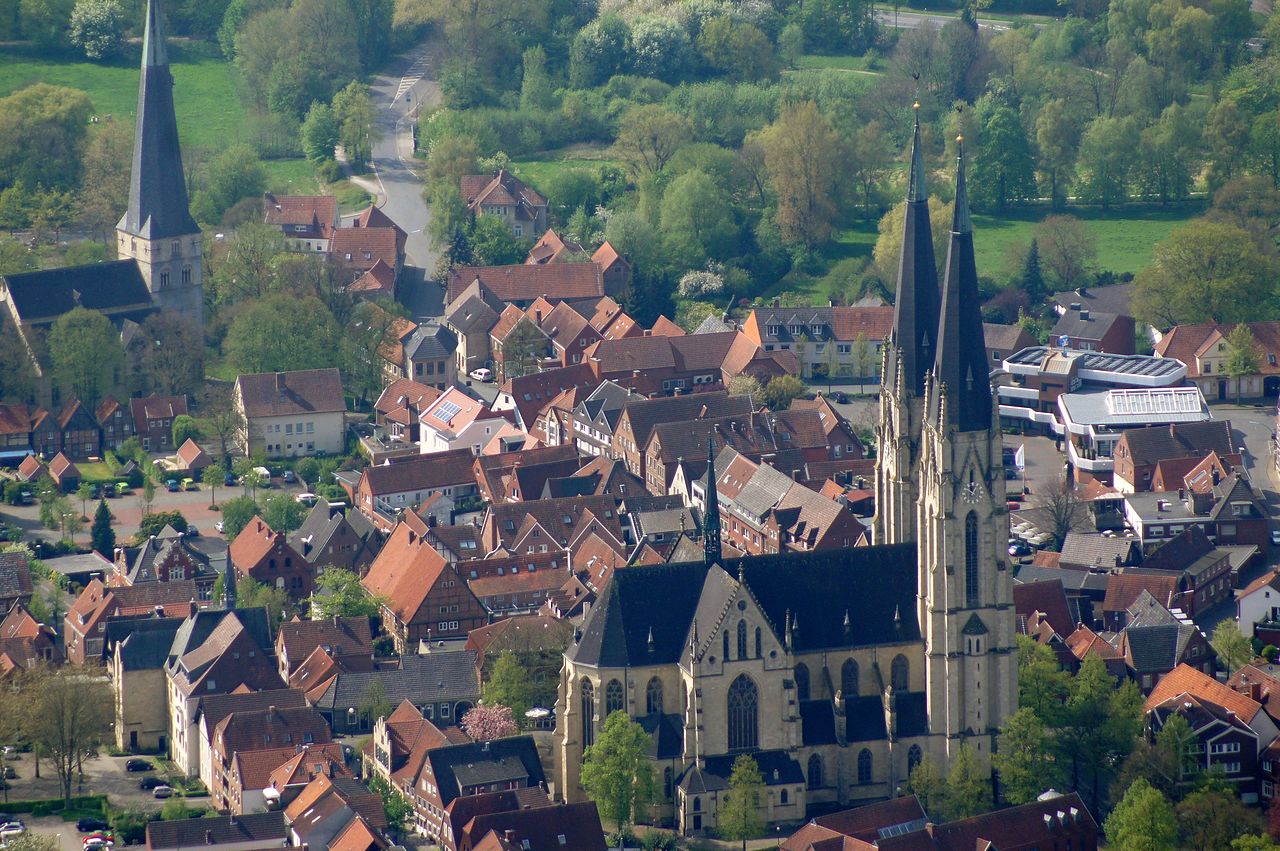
left=727, top=674, right=759, bottom=752
left=605, top=679, right=624, bottom=715
left=646, top=677, right=664, bottom=714
left=580, top=679, right=594, bottom=750
left=794, top=663, right=810, bottom=701
left=841, top=659, right=859, bottom=698
left=965, top=512, right=980, bottom=607
left=807, top=754, right=823, bottom=789
left=908, top=744, right=923, bottom=774
left=891, top=655, right=909, bottom=692
left=737, top=619, right=748, bottom=660
left=858, top=749, right=873, bottom=784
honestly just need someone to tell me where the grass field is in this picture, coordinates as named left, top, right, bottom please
left=0, top=43, right=244, bottom=151
left=795, top=55, right=883, bottom=73
left=512, top=151, right=622, bottom=197
left=262, top=158, right=321, bottom=196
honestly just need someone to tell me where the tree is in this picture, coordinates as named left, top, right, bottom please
left=943, top=742, right=990, bottom=820
left=160, top=796, right=190, bottom=821
left=1223, top=323, right=1262, bottom=403
left=849, top=122, right=892, bottom=220
left=0, top=84, right=92, bottom=190
left=1178, top=784, right=1264, bottom=850
left=852, top=333, right=876, bottom=391
left=460, top=704, right=519, bottom=741
left=1060, top=656, right=1144, bottom=812
left=75, top=482, right=93, bottom=519
left=137, top=510, right=188, bottom=539
left=1019, top=239, right=1047, bottom=307
left=1234, top=835, right=1280, bottom=851
left=89, top=499, right=114, bottom=556
left=971, top=98, right=1035, bottom=213
left=569, top=15, right=631, bottom=89
left=208, top=222, right=287, bottom=305
left=519, top=45, right=556, bottom=112
left=300, top=101, right=340, bottom=162
left=1131, top=221, right=1279, bottom=330
left=18, top=0, right=75, bottom=48
left=629, top=15, right=692, bottom=81
left=872, top=197, right=954, bottom=286
left=1212, top=619, right=1253, bottom=674
left=1033, top=216, right=1097, bottom=293
left=908, top=753, right=947, bottom=819
left=20, top=665, right=113, bottom=804
left=201, top=385, right=245, bottom=463
left=359, top=676, right=392, bottom=726
left=332, top=82, right=378, bottom=171
left=225, top=294, right=340, bottom=374
left=994, top=707, right=1055, bottom=805
left=580, top=711, right=656, bottom=845
left=202, top=465, right=223, bottom=506
left=69, top=0, right=124, bottom=58
left=660, top=170, right=737, bottom=267
left=468, top=214, right=527, bottom=266
left=761, top=375, right=807, bottom=411
left=757, top=101, right=841, bottom=250
left=139, top=311, right=204, bottom=397
left=366, top=774, right=412, bottom=839
left=1036, top=99, right=1083, bottom=210
left=482, top=652, right=535, bottom=724
left=261, top=493, right=307, bottom=533
left=140, top=477, right=155, bottom=518
left=310, top=568, right=384, bottom=619
left=199, top=144, right=266, bottom=223
left=220, top=496, right=260, bottom=540
left=1017, top=635, right=1070, bottom=726
left=719, top=753, right=764, bottom=849
left=1105, top=779, right=1178, bottom=851
left=171, top=415, right=201, bottom=450
left=236, top=576, right=290, bottom=630
left=698, top=18, right=778, bottom=82
left=1034, top=473, right=1087, bottom=551
left=613, top=105, right=692, bottom=178
left=727, top=374, right=763, bottom=398
left=48, top=307, right=123, bottom=410
left=1075, top=115, right=1140, bottom=208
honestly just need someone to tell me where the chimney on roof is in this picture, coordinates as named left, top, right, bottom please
left=504, top=831, right=516, bottom=841
left=643, top=329, right=652, bottom=336
left=154, top=605, right=163, bottom=617
left=772, top=298, right=780, bottom=309
left=1080, top=308, right=1090, bottom=321
left=275, top=373, right=284, bottom=393
left=189, top=599, right=197, bottom=617
left=205, top=830, right=214, bottom=845
left=827, top=298, right=835, bottom=308
left=1075, top=286, right=1088, bottom=296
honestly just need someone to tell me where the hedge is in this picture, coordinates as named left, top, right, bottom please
left=0, top=795, right=108, bottom=816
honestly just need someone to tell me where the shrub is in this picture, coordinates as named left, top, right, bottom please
left=678, top=268, right=726, bottom=298
left=1264, top=645, right=1279, bottom=662
left=69, top=0, right=125, bottom=59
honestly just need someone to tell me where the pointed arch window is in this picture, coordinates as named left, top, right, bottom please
left=755, top=627, right=762, bottom=659
left=891, top=655, right=909, bottom=692
left=726, top=674, right=758, bottom=752
left=841, top=659, right=859, bottom=698
left=965, top=512, right=980, bottom=607
left=723, top=630, right=730, bottom=660
left=580, top=679, right=594, bottom=750
left=646, top=677, right=664, bottom=714
left=908, top=745, right=923, bottom=774
left=605, top=679, right=624, bottom=716
left=807, top=754, right=823, bottom=789
left=794, top=663, right=810, bottom=701
left=858, top=749, right=873, bottom=784
left=737, top=619, right=748, bottom=660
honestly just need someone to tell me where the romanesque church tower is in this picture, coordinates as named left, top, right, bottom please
left=115, top=0, right=204, bottom=326
left=916, top=141, right=1017, bottom=762
left=874, top=106, right=939, bottom=546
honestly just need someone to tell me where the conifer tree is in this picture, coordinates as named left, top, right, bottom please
left=1021, top=239, right=1047, bottom=307
left=90, top=498, right=114, bottom=557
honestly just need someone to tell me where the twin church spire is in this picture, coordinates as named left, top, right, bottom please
left=890, top=109, right=991, bottom=432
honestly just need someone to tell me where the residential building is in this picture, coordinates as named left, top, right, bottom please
left=361, top=523, right=489, bottom=651
left=1050, top=306, right=1136, bottom=354
left=234, top=369, right=345, bottom=458
left=0, top=602, right=60, bottom=676
left=584, top=331, right=795, bottom=397
left=307, top=651, right=481, bottom=733
left=112, top=526, right=221, bottom=601
left=229, top=517, right=314, bottom=601
left=274, top=615, right=374, bottom=679
left=283, top=773, right=388, bottom=851
left=1238, top=569, right=1280, bottom=639
left=262, top=194, right=338, bottom=253
left=402, top=322, right=458, bottom=390
left=96, top=397, right=134, bottom=450
left=1112, top=420, right=1240, bottom=493
left=54, top=398, right=102, bottom=459
left=443, top=280, right=504, bottom=378
left=739, top=303, right=894, bottom=381
left=332, top=227, right=401, bottom=284
left=1156, top=320, right=1280, bottom=401
left=194, top=688, right=306, bottom=794
left=112, top=616, right=184, bottom=753
left=373, top=378, right=441, bottom=446
left=0, top=550, right=33, bottom=613
left=1116, top=590, right=1214, bottom=693
left=473, top=445, right=580, bottom=503
left=460, top=803, right=607, bottom=851
left=982, top=322, right=1036, bottom=366
left=356, top=449, right=478, bottom=530
left=64, top=577, right=199, bottom=665
left=49, top=452, right=80, bottom=491
left=1122, top=471, right=1269, bottom=550
left=286, top=503, right=381, bottom=575
left=210, top=704, right=333, bottom=811
left=461, top=171, right=547, bottom=237
left=225, top=741, right=348, bottom=815
left=445, top=264, right=602, bottom=308
left=418, top=387, right=509, bottom=456
left=130, top=395, right=189, bottom=453
left=613, top=391, right=753, bottom=481
left=145, top=812, right=286, bottom=851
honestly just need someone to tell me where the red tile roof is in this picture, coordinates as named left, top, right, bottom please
left=49, top=452, right=79, bottom=480
left=446, top=264, right=603, bottom=305
left=349, top=259, right=397, bottom=294
left=1102, top=572, right=1180, bottom=614
left=332, top=228, right=399, bottom=272
left=264, top=194, right=338, bottom=238
left=0, top=404, right=32, bottom=436
left=1145, top=662, right=1263, bottom=719
left=361, top=523, right=452, bottom=624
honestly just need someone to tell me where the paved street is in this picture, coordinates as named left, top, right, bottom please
left=874, top=7, right=1043, bottom=31
left=352, top=42, right=444, bottom=323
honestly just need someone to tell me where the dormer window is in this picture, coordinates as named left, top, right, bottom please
left=767, top=325, right=782, bottom=337
left=789, top=324, right=804, bottom=336
left=811, top=324, right=822, bottom=337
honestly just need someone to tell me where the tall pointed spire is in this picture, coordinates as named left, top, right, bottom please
left=222, top=560, right=237, bottom=610
left=119, top=0, right=198, bottom=241
left=703, top=436, right=722, bottom=566
left=932, top=136, right=993, bottom=432
left=891, top=102, right=941, bottom=396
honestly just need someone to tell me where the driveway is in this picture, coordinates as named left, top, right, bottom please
left=0, top=752, right=171, bottom=818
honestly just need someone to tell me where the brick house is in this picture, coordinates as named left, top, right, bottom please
left=583, top=332, right=795, bottom=397
left=263, top=194, right=338, bottom=253
left=445, top=264, right=602, bottom=308
left=1157, top=320, right=1280, bottom=402
left=274, top=615, right=374, bottom=679
left=739, top=304, right=894, bottom=381
left=355, top=449, right=478, bottom=531
left=613, top=391, right=753, bottom=482
left=1050, top=306, right=1136, bottom=354
left=461, top=171, right=547, bottom=237
left=130, top=395, right=188, bottom=453
left=982, top=322, right=1037, bottom=367
left=286, top=503, right=381, bottom=575
left=1112, top=421, right=1239, bottom=493
left=361, top=523, right=488, bottom=651
left=96, top=397, right=135, bottom=451
left=229, top=517, right=314, bottom=601
left=64, top=577, right=200, bottom=665
left=210, top=705, right=334, bottom=812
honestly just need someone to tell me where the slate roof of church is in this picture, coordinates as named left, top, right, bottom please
left=568, top=544, right=919, bottom=669
left=3, top=261, right=154, bottom=324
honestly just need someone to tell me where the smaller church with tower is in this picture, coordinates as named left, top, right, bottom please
left=0, top=0, right=203, bottom=401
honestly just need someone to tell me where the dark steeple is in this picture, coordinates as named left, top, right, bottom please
left=890, top=103, right=941, bottom=396
left=933, top=137, right=993, bottom=432
left=119, top=0, right=199, bottom=240
left=222, top=560, right=237, bottom=610
left=703, top=436, right=722, bottom=566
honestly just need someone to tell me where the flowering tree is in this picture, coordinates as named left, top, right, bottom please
left=461, top=704, right=519, bottom=741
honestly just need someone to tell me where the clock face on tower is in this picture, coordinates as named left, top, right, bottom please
left=961, top=481, right=983, bottom=504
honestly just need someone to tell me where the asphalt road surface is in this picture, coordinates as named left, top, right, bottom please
left=875, top=7, right=1037, bottom=30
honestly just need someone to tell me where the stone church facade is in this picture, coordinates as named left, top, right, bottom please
left=551, top=113, right=1017, bottom=834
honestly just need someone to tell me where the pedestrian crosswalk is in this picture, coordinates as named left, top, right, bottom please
left=395, top=55, right=431, bottom=103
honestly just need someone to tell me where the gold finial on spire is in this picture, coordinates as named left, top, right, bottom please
left=956, top=134, right=964, bottom=145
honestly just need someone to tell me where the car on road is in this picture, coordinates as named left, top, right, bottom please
left=165, top=479, right=180, bottom=492
left=124, top=758, right=153, bottom=772
left=832, top=391, right=849, bottom=404
left=77, top=819, right=109, bottom=833
left=83, top=838, right=112, bottom=850
left=139, top=776, right=165, bottom=790
left=114, top=482, right=128, bottom=496
left=469, top=368, right=493, bottom=383
left=82, top=831, right=113, bottom=845
left=152, top=785, right=174, bottom=799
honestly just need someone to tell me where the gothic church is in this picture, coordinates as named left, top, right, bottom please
left=552, top=111, right=1017, bottom=834
left=0, top=0, right=203, bottom=399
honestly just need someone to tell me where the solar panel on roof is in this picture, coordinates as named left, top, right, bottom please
left=435, top=401, right=463, bottom=422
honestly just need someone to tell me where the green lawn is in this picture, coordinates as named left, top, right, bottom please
left=75, top=461, right=117, bottom=482
left=795, top=54, right=883, bottom=73
left=0, top=43, right=243, bottom=151
left=970, top=205, right=1203, bottom=277
left=262, top=158, right=321, bottom=195
left=511, top=151, right=622, bottom=197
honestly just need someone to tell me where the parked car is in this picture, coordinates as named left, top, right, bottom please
left=0, top=823, right=25, bottom=839
left=152, top=785, right=173, bottom=799
left=81, top=831, right=113, bottom=845
left=82, top=838, right=112, bottom=850
left=469, top=367, right=493, bottom=383
left=294, top=493, right=317, bottom=506
left=253, top=466, right=273, bottom=487
left=124, top=758, right=153, bottom=772
left=214, top=520, right=224, bottom=534
left=165, top=479, right=179, bottom=492
left=224, top=473, right=237, bottom=487
left=88, top=484, right=100, bottom=499
left=181, top=478, right=195, bottom=491
left=1, top=766, right=13, bottom=779
left=77, top=818, right=109, bottom=833
left=114, top=482, right=128, bottom=496
left=282, top=470, right=296, bottom=484
left=138, top=776, right=165, bottom=790
left=1008, top=540, right=1032, bottom=557
left=833, top=391, right=849, bottom=404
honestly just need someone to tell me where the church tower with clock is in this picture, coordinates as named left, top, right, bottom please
left=914, top=138, right=1017, bottom=763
